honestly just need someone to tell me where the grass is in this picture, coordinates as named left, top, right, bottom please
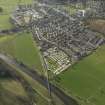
left=0, top=81, right=30, bottom=105
left=63, top=5, right=77, bottom=15
left=0, top=55, right=49, bottom=105
left=0, top=15, right=13, bottom=29
left=13, top=33, right=44, bottom=73
left=0, top=64, right=30, bottom=105
left=0, top=0, right=50, bottom=105
left=0, top=79, right=28, bottom=97
left=0, top=0, right=32, bottom=29
left=8, top=60, right=64, bottom=105
left=0, top=35, right=16, bottom=55
left=0, top=33, right=44, bottom=74
left=0, top=0, right=44, bottom=74
left=55, top=45, right=105, bottom=105
left=0, top=36, right=64, bottom=104
left=1, top=55, right=50, bottom=103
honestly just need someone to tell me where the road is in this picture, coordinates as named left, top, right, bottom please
left=0, top=54, right=79, bottom=105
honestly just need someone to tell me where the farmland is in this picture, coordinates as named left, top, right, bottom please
left=0, top=0, right=32, bottom=29
left=0, top=57, right=49, bottom=105
left=0, top=0, right=44, bottom=74
left=0, top=0, right=50, bottom=105
left=0, top=62, right=30, bottom=105
left=0, top=33, right=44, bottom=74
left=55, top=45, right=105, bottom=105
left=1, top=0, right=105, bottom=105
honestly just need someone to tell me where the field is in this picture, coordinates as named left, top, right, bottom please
left=0, top=79, right=29, bottom=105
left=0, top=59, right=49, bottom=105
left=0, top=63, right=30, bottom=105
left=0, top=0, right=49, bottom=104
left=0, top=0, right=65, bottom=104
left=0, top=33, right=44, bottom=74
left=1, top=0, right=105, bottom=105
left=85, top=19, right=105, bottom=34
left=0, top=0, right=32, bottom=29
left=54, top=45, right=105, bottom=105
left=0, top=0, right=45, bottom=74
left=0, top=0, right=44, bottom=74
left=63, top=5, right=77, bottom=15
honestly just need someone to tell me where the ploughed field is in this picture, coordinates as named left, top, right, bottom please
left=85, top=19, right=105, bottom=34
left=54, top=45, right=105, bottom=105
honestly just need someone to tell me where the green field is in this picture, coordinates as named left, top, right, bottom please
left=54, top=45, right=105, bottom=105
left=0, top=0, right=62, bottom=105
left=0, top=79, right=30, bottom=105
left=0, top=0, right=44, bottom=73
left=0, top=33, right=44, bottom=74
left=1, top=0, right=105, bottom=105
left=63, top=5, right=77, bottom=15
left=0, top=0, right=32, bottom=29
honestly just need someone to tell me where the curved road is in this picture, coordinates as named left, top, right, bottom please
left=0, top=54, right=79, bottom=105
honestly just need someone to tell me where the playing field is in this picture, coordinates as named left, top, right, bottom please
left=55, top=45, right=105, bottom=105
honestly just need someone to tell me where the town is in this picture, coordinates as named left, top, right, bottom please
left=0, top=0, right=105, bottom=105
